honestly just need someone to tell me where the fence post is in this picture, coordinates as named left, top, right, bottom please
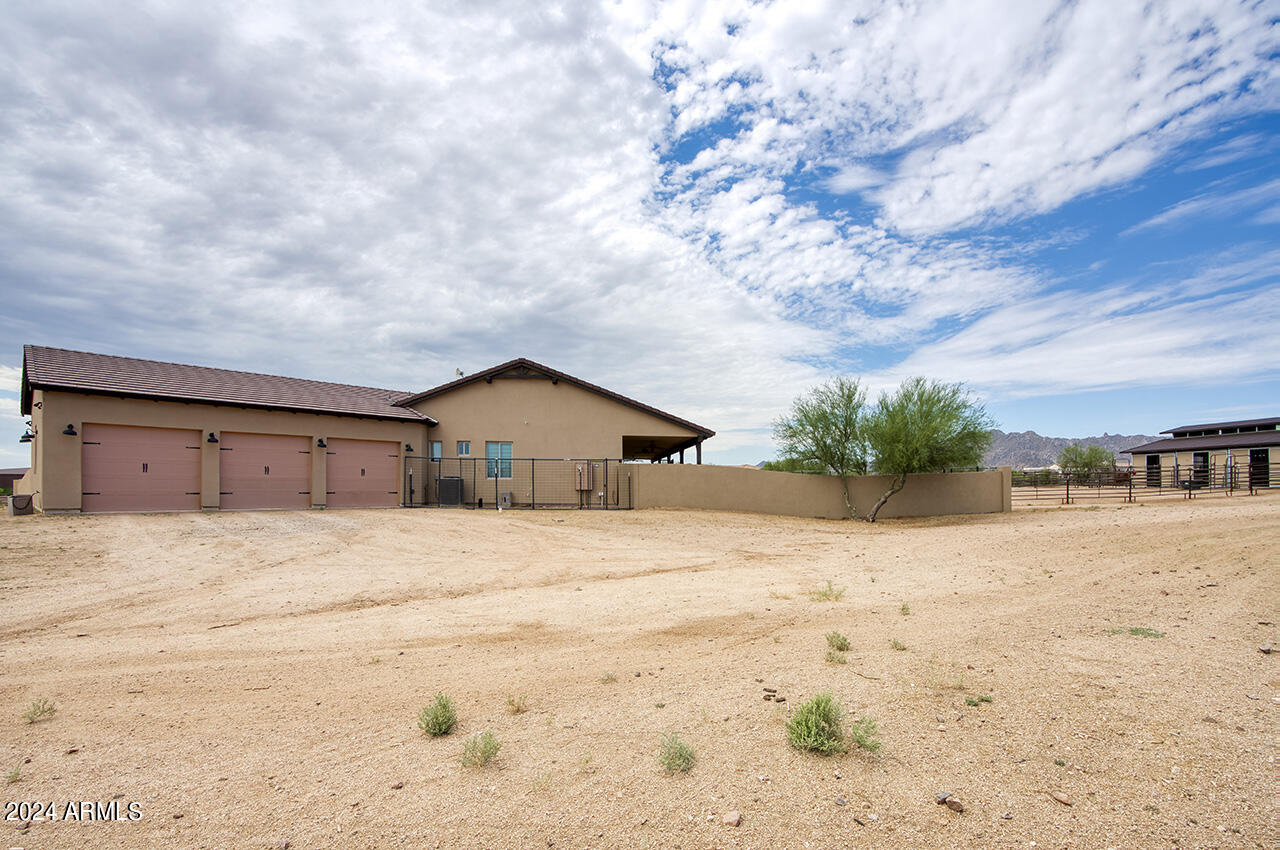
left=1127, top=470, right=1133, bottom=503
left=604, top=459, right=610, bottom=510
left=531, top=459, right=536, bottom=510
left=1064, top=473, right=1070, bottom=505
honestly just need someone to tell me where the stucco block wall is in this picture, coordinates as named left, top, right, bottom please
left=409, top=379, right=698, bottom=460
left=630, top=464, right=1011, bottom=519
left=25, top=390, right=427, bottom=511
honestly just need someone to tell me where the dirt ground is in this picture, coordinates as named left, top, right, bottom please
left=1, top=496, right=1276, bottom=849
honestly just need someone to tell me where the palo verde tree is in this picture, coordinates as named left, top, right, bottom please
left=862, top=377, right=995, bottom=522
left=771, top=378, right=869, bottom=518
left=1056, top=443, right=1114, bottom=484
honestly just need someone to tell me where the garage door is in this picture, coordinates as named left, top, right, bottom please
left=82, top=424, right=202, bottom=513
left=218, top=432, right=312, bottom=510
left=326, top=439, right=400, bottom=507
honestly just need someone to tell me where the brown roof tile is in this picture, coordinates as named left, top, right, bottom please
left=1124, top=431, right=1280, bottom=454
left=21, top=346, right=434, bottom=423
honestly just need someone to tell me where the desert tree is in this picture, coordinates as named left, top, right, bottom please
left=1056, top=443, right=1114, bottom=484
left=772, top=378, right=869, bottom=518
left=862, top=377, right=994, bottom=522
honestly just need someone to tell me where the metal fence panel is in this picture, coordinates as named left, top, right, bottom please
left=1011, top=462, right=1276, bottom=506
left=402, top=457, right=634, bottom=510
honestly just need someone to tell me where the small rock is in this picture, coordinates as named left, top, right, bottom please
left=868, top=813, right=879, bottom=821
left=16, top=820, right=32, bottom=831
left=763, top=694, right=774, bottom=701
left=65, top=747, right=80, bottom=754
left=835, top=796, right=846, bottom=806
left=755, top=678, right=764, bottom=683
left=173, top=813, right=184, bottom=819
left=634, top=672, right=642, bottom=677
left=763, top=687, right=777, bottom=694
left=1000, top=812, right=1012, bottom=820
left=1050, top=791, right=1074, bottom=806
left=391, top=781, right=404, bottom=790
left=945, top=797, right=964, bottom=813
left=936, top=724, right=946, bottom=731
left=935, top=715, right=946, bottom=723
left=1259, top=644, right=1273, bottom=654
left=935, top=792, right=954, bottom=804
left=279, top=842, right=291, bottom=850
left=723, top=811, right=741, bottom=827
left=774, top=696, right=786, bottom=703
left=757, top=775, right=770, bottom=783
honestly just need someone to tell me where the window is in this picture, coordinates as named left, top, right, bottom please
left=457, top=441, right=471, bottom=457
left=486, top=441, right=512, bottom=479
left=429, top=441, right=442, bottom=460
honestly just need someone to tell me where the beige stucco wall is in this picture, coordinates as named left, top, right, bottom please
left=24, top=390, right=428, bottom=511
left=408, top=378, right=700, bottom=460
left=629, top=464, right=1011, bottom=519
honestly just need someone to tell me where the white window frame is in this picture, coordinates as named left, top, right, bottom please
left=457, top=441, right=471, bottom=457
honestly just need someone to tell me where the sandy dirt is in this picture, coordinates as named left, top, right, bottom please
left=1, top=496, right=1276, bottom=849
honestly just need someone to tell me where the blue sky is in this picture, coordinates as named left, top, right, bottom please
left=1, top=0, right=1277, bottom=467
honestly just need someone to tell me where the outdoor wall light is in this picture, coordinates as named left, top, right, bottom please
left=207, top=432, right=219, bottom=443
left=405, top=444, right=414, bottom=453
left=19, top=430, right=33, bottom=443
left=62, top=424, right=77, bottom=436
left=316, top=438, right=327, bottom=448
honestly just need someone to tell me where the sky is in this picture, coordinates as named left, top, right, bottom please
left=1, top=0, right=1277, bottom=468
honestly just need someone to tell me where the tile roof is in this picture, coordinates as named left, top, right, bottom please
left=1124, top=431, right=1280, bottom=454
left=21, top=346, right=434, bottom=423
left=396, top=357, right=715, bottom=437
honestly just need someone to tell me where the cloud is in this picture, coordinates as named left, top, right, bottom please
left=0, top=366, right=19, bottom=394
left=867, top=249, right=1280, bottom=398
left=1123, top=178, right=1280, bottom=235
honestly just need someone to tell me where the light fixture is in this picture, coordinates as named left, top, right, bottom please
left=405, top=444, right=414, bottom=453
left=62, top=424, right=77, bottom=436
left=19, top=430, right=33, bottom=443
left=207, top=432, right=219, bottom=443
left=316, top=438, right=327, bottom=448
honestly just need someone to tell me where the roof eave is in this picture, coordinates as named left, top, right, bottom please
left=28, top=381, right=437, bottom=425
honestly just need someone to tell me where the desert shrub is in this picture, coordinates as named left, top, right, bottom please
left=505, top=694, right=528, bottom=714
left=461, top=731, right=501, bottom=767
left=825, top=649, right=847, bottom=664
left=849, top=715, right=881, bottom=753
left=809, top=581, right=846, bottom=602
left=418, top=693, right=457, bottom=737
left=22, top=698, right=56, bottom=724
left=786, top=693, right=847, bottom=755
left=658, top=732, right=695, bottom=774
left=825, top=631, right=850, bottom=651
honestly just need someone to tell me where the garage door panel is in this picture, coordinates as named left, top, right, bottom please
left=81, top=424, right=202, bottom=513
left=326, top=438, right=399, bottom=508
left=219, top=433, right=312, bottom=510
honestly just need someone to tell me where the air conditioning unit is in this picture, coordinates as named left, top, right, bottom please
left=438, top=476, right=463, bottom=507
left=499, top=491, right=514, bottom=509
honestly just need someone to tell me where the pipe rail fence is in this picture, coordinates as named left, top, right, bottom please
left=403, top=457, right=633, bottom=510
left=1011, top=462, right=1276, bottom=506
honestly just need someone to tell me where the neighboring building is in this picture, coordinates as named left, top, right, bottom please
left=0, top=468, right=28, bottom=493
left=1124, top=417, right=1278, bottom=489
left=16, top=346, right=713, bottom=513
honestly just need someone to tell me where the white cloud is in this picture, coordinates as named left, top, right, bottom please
left=1123, top=178, right=1280, bottom=235
left=0, top=367, right=19, bottom=394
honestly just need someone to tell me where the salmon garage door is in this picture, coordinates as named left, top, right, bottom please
left=326, top=439, right=400, bottom=507
left=218, top=432, right=312, bottom=510
left=81, top=424, right=202, bottom=513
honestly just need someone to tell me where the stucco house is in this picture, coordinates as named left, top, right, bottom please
left=1124, top=417, right=1278, bottom=490
left=16, top=346, right=713, bottom=513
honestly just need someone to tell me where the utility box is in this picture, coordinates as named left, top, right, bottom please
left=7, top=494, right=34, bottom=516
left=499, top=491, right=514, bottom=509
left=438, top=476, right=463, bottom=507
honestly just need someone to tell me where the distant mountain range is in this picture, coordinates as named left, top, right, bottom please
left=982, top=429, right=1159, bottom=469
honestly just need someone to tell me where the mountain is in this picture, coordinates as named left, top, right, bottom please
left=983, top=430, right=1159, bottom=470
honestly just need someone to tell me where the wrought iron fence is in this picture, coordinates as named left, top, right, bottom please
left=1011, top=462, right=1276, bottom=505
left=403, top=457, right=634, bottom=510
